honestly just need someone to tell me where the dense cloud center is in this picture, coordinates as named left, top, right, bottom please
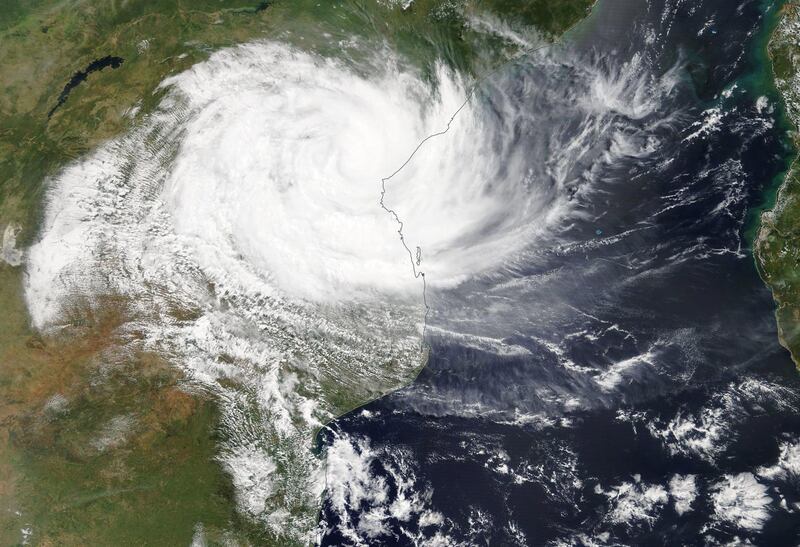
left=161, top=44, right=463, bottom=301
left=163, top=46, right=423, bottom=300
left=158, top=42, right=571, bottom=302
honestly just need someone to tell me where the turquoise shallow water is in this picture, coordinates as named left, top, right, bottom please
left=742, top=0, right=795, bottom=243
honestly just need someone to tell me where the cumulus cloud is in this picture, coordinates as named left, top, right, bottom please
left=669, top=474, right=697, bottom=516
left=599, top=476, right=669, bottom=527
left=646, top=379, right=799, bottom=465
left=710, top=473, right=772, bottom=532
left=323, top=434, right=447, bottom=545
left=758, top=437, right=800, bottom=482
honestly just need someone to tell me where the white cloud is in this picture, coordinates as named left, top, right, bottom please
left=758, top=438, right=800, bottom=481
left=669, top=474, right=697, bottom=516
left=224, top=444, right=278, bottom=516
left=648, top=406, right=727, bottom=464
left=23, top=42, right=438, bottom=542
left=710, top=473, right=772, bottom=531
left=647, top=379, right=799, bottom=465
left=324, top=434, right=447, bottom=545
left=91, top=414, right=136, bottom=452
left=600, top=477, right=669, bottom=527
left=1, top=223, right=23, bottom=266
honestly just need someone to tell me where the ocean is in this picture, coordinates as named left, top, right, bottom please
left=319, top=1, right=800, bottom=544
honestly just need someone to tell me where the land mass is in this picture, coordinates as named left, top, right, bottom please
left=757, top=3, right=800, bottom=367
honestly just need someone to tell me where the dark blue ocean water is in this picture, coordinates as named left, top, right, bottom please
left=320, top=1, right=800, bottom=544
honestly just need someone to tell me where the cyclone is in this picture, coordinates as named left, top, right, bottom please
left=24, top=36, right=675, bottom=542
left=123, top=40, right=577, bottom=305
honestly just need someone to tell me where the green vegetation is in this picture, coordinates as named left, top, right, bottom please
left=0, top=267, right=267, bottom=545
left=757, top=3, right=800, bottom=365
left=0, top=0, right=281, bottom=243
left=0, top=3, right=279, bottom=543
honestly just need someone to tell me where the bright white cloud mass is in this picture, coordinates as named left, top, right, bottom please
left=28, top=41, right=568, bottom=316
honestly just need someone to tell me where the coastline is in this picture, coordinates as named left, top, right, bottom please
left=756, top=1, right=800, bottom=367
